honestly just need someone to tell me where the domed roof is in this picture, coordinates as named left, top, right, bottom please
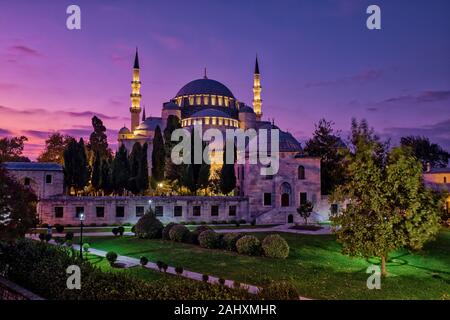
left=119, top=126, right=130, bottom=134
left=163, top=101, right=180, bottom=110
left=253, top=122, right=302, bottom=153
left=239, top=105, right=255, bottom=113
left=176, top=78, right=235, bottom=98
left=190, top=108, right=232, bottom=119
left=135, top=117, right=163, bottom=131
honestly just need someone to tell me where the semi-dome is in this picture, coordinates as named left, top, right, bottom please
left=239, top=105, right=255, bottom=113
left=163, top=101, right=180, bottom=110
left=119, top=126, right=130, bottom=134
left=190, top=108, right=232, bottom=119
left=175, top=78, right=235, bottom=98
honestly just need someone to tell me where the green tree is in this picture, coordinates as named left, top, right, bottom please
left=151, top=126, right=165, bottom=188
left=164, top=115, right=182, bottom=182
left=219, top=141, right=236, bottom=195
left=128, top=142, right=143, bottom=194
left=140, top=143, right=149, bottom=192
left=88, top=116, right=112, bottom=160
left=63, top=138, right=89, bottom=193
left=37, top=132, right=72, bottom=164
left=0, top=167, right=37, bottom=241
left=304, top=119, right=347, bottom=195
left=297, top=201, right=314, bottom=225
left=400, top=136, right=449, bottom=169
left=91, top=150, right=102, bottom=191
left=331, top=120, right=443, bottom=276
left=111, top=144, right=130, bottom=195
left=100, top=158, right=112, bottom=194
left=0, top=136, right=30, bottom=162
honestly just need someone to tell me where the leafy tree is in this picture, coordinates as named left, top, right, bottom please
left=219, top=141, right=236, bottom=195
left=0, top=167, right=37, bottom=241
left=0, top=136, right=30, bottom=162
left=88, top=116, right=111, bottom=160
left=304, top=119, right=347, bottom=195
left=63, top=138, right=89, bottom=193
left=91, top=150, right=102, bottom=191
left=151, top=126, right=165, bottom=188
left=100, top=158, right=112, bottom=194
left=297, top=201, right=314, bottom=225
left=111, top=144, right=130, bottom=194
left=400, top=136, right=449, bottom=169
left=331, top=120, right=443, bottom=276
left=164, top=115, right=182, bottom=182
left=37, top=132, right=72, bottom=164
left=128, top=142, right=143, bottom=194
left=140, top=143, right=149, bottom=192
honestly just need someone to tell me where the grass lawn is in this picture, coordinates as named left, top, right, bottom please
left=82, top=229, right=450, bottom=300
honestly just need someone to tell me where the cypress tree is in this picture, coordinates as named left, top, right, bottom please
left=128, top=142, right=142, bottom=195
left=100, top=158, right=112, bottom=195
left=91, top=150, right=101, bottom=191
left=111, top=144, right=130, bottom=195
left=75, top=138, right=90, bottom=192
left=140, top=143, right=150, bottom=193
left=219, top=141, right=236, bottom=195
left=151, top=125, right=166, bottom=187
left=163, top=115, right=182, bottom=181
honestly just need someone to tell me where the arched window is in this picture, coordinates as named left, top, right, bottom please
left=298, top=165, right=305, bottom=180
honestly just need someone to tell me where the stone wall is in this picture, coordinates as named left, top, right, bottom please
left=38, top=196, right=249, bottom=225
left=6, top=169, right=64, bottom=199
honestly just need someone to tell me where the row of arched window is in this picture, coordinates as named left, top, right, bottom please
left=181, top=117, right=239, bottom=128
left=176, top=95, right=239, bottom=108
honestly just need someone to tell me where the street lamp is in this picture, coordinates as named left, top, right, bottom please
left=79, top=212, right=85, bottom=259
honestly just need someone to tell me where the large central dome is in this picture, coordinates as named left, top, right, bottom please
left=175, top=78, right=235, bottom=98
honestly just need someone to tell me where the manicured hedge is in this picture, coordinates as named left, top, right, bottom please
left=0, top=240, right=254, bottom=300
left=236, top=235, right=261, bottom=256
left=222, top=233, right=245, bottom=251
left=134, top=213, right=163, bottom=239
left=198, top=230, right=220, bottom=249
left=169, top=225, right=190, bottom=242
left=162, top=222, right=178, bottom=240
left=262, top=234, right=290, bottom=259
left=257, top=281, right=299, bottom=300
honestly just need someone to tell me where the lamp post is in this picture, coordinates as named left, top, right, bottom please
left=79, top=212, right=85, bottom=259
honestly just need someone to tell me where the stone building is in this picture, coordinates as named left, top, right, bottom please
left=3, top=51, right=329, bottom=226
left=423, top=166, right=450, bottom=214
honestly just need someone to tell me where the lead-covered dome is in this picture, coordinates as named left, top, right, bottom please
left=175, top=78, right=235, bottom=98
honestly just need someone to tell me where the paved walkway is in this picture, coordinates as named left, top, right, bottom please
left=27, top=235, right=310, bottom=299
left=215, top=224, right=332, bottom=235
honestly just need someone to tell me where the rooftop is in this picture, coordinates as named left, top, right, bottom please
left=2, top=162, right=63, bottom=172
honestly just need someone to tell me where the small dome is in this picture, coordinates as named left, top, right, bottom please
left=176, top=78, right=235, bottom=98
left=239, top=105, right=255, bottom=114
left=163, top=101, right=180, bottom=110
left=135, top=117, right=163, bottom=131
left=119, top=126, right=130, bottom=134
left=190, top=108, right=232, bottom=119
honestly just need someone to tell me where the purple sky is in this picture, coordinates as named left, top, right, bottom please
left=0, top=0, right=449, bottom=158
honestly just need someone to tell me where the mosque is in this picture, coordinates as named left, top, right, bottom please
left=4, top=50, right=330, bottom=226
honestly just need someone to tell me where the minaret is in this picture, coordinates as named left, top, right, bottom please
left=130, top=48, right=142, bottom=132
left=252, top=55, right=262, bottom=121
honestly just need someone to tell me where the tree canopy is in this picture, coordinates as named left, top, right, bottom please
left=37, top=132, right=72, bottom=164
left=400, top=136, right=449, bottom=169
left=0, top=136, right=30, bottom=162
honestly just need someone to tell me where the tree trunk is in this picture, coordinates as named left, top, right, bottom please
left=304, top=217, right=308, bottom=225
left=381, top=255, right=387, bottom=277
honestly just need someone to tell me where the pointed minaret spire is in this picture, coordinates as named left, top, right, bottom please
left=254, top=55, right=260, bottom=74
left=133, top=47, right=140, bottom=69
left=130, top=48, right=142, bottom=131
left=142, top=106, right=146, bottom=122
left=252, top=54, right=262, bottom=121
left=203, top=67, right=208, bottom=79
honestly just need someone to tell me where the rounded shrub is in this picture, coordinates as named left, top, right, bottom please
left=82, top=243, right=90, bottom=253
left=44, top=234, right=52, bottom=242
left=257, top=281, right=299, bottom=300
left=117, top=226, right=125, bottom=236
left=175, top=266, right=183, bottom=275
left=162, top=222, right=178, bottom=240
left=198, top=230, right=220, bottom=249
left=106, top=251, right=118, bottom=266
left=222, top=233, right=245, bottom=251
left=169, top=224, right=190, bottom=242
left=190, top=225, right=213, bottom=244
left=55, top=224, right=64, bottom=233
left=140, top=256, right=148, bottom=267
left=112, top=227, right=119, bottom=236
left=65, top=232, right=74, bottom=241
left=262, top=234, right=290, bottom=259
left=38, top=233, right=45, bottom=241
left=134, top=213, right=164, bottom=239
left=218, top=278, right=226, bottom=285
left=202, top=274, right=209, bottom=282
left=236, top=235, right=261, bottom=256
